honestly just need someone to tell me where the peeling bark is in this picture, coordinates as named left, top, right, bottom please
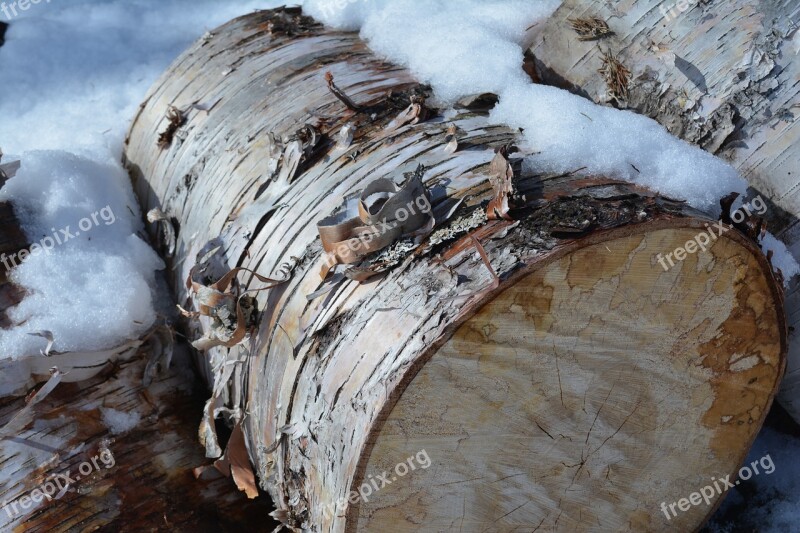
left=0, top=346, right=277, bottom=532
left=120, top=7, right=787, bottom=532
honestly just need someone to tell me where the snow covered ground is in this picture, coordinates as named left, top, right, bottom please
left=0, top=0, right=798, bottom=530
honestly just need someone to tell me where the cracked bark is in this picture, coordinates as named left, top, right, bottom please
left=120, top=7, right=785, bottom=533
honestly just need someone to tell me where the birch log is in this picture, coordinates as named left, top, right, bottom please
left=123, top=7, right=786, bottom=532
left=2, top=161, right=273, bottom=529
left=0, top=344, right=277, bottom=532
left=528, top=0, right=800, bottom=421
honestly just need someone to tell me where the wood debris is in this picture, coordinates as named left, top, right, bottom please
left=568, top=17, right=614, bottom=41
left=598, top=49, right=630, bottom=101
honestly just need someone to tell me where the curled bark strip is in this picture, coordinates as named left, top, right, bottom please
left=186, top=267, right=287, bottom=350
left=443, top=123, right=459, bottom=154
left=27, top=330, right=54, bottom=357
left=0, top=368, right=62, bottom=440
left=199, top=396, right=224, bottom=458
left=317, top=168, right=433, bottom=278
left=486, top=148, right=517, bottom=220
left=384, top=95, right=429, bottom=132
left=324, top=71, right=364, bottom=112
left=225, top=423, right=260, bottom=499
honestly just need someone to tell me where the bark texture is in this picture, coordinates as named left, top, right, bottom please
left=0, top=345, right=276, bottom=532
left=121, top=7, right=786, bottom=532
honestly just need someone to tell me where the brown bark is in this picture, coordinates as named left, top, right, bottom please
left=0, top=345, right=277, bottom=532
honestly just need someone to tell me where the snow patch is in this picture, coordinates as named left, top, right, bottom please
left=100, top=407, right=141, bottom=435
left=0, top=151, right=163, bottom=358
left=0, top=0, right=286, bottom=360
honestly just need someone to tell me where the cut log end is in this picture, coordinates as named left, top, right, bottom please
left=353, top=225, right=784, bottom=532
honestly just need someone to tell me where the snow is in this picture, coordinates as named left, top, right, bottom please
left=706, top=426, right=800, bottom=532
left=305, top=0, right=798, bottom=281
left=100, top=406, right=141, bottom=435
left=0, top=0, right=281, bottom=359
left=0, top=151, right=162, bottom=357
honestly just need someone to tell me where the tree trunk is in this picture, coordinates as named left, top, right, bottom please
left=528, top=0, right=800, bottom=422
left=120, top=7, right=787, bottom=532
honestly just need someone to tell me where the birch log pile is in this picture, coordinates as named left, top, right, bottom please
left=527, top=0, right=800, bottom=422
left=121, top=7, right=786, bottom=532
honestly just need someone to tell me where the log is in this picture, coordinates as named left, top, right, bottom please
left=0, top=343, right=277, bottom=532
left=122, top=7, right=786, bottom=532
left=527, top=0, right=800, bottom=422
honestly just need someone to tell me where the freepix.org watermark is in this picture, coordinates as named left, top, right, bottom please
left=0, top=205, right=116, bottom=271
left=660, top=453, right=775, bottom=520
left=656, top=195, right=767, bottom=271
left=1, top=0, right=52, bottom=20
left=659, top=0, right=702, bottom=22
left=2, top=448, right=115, bottom=518
left=321, top=449, right=431, bottom=519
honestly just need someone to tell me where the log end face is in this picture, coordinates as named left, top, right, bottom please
left=352, top=226, right=784, bottom=532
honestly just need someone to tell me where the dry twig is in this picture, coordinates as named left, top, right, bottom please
left=568, top=17, right=614, bottom=41
left=598, top=50, right=630, bottom=101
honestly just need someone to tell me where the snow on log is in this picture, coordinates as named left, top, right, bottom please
left=0, top=153, right=161, bottom=395
left=123, top=8, right=787, bottom=532
left=528, top=0, right=800, bottom=424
